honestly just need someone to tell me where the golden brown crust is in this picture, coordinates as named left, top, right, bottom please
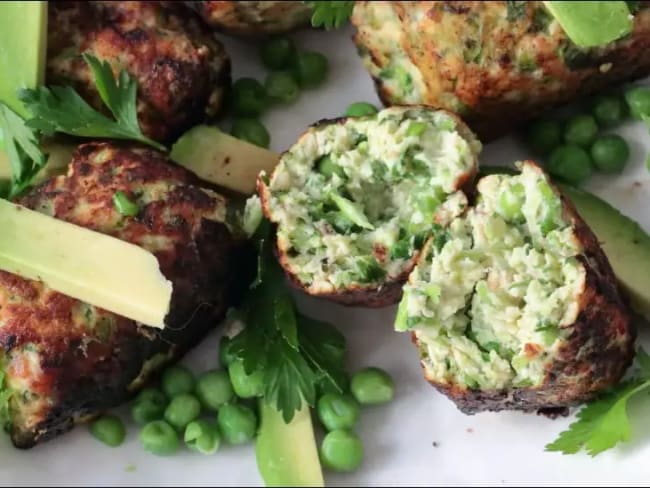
left=352, top=1, right=650, bottom=141
left=414, top=162, right=635, bottom=413
left=47, top=1, right=231, bottom=143
left=185, top=1, right=312, bottom=36
left=258, top=108, right=478, bottom=307
left=3, top=142, right=241, bottom=448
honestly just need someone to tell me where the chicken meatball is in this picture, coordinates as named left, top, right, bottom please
left=396, top=162, right=634, bottom=413
left=47, top=1, right=231, bottom=143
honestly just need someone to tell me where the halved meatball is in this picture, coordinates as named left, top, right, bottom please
left=1, top=142, right=245, bottom=448
left=185, top=1, right=312, bottom=36
left=47, top=1, right=231, bottom=143
left=396, top=162, right=634, bottom=413
left=258, top=107, right=481, bottom=306
left=351, top=1, right=650, bottom=140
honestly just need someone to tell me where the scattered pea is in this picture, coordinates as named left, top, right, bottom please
left=231, top=118, right=271, bottom=148
left=89, top=415, right=126, bottom=447
left=161, top=365, right=195, bottom=398
left=231, top=78, right=268, bottom=117
left=265, top=71, right=300, bottom=104
left=345, top=102, right=378, bottom=118
left=317, top=393, right=360, bottom=431
left=184, top=419, right=221, bottom=455
left=217, top=404, right=258, bottom=445
left=320, top=430, right=364, bottom=473
left=260, top=36, right=296, bottom=70
left=228, top=360, right=264, bottom=399
left=195, top=370, right=234, bottom=411
left=563, top=114, right=598, bottom=147
left=526, top=119, right=562, bottom=155
left=291, top=51, right=329, bottom=87
left=350, top=367, right=394, bottom=405
left=131, top=388, right=168, bottom=425
left=591, top=95, right=626, bottom=127
left=164, top=393, right=201, bottom=431
left=547, top=144, right=593, bottom=185
left=140, top=420, right=180, bottom=456
left=624, top=85, right=650, bottom=119
left=590, top=134, right=630, bottom=173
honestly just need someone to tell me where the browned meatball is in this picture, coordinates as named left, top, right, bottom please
left=186, top=1, right=312, bottom=36
left=2, top=142, right=243, bottom=448
left=352, top=1, right=650, bottom=141
left=47, top=1, right=231, bottom=143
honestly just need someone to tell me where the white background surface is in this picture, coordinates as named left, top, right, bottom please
left=3, top=25, right=650, bottom=487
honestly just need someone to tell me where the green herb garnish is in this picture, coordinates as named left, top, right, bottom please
left=307, top=1, right=355, bottom=30
left=546, top=348, right=650, bottom=456
left=19, top=54, right=165, bottom=151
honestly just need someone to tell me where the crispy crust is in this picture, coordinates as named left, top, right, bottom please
left=352, top=1, right=650, bottom=141
left=258, top=107, right=478, bottom=307
left=2, top=142, right=245, bottom=448
left=414, top=162, right=635, bottom=413
left=185, top=1, right=312, bottom=36
left=47, top=1, right=231, bottom=143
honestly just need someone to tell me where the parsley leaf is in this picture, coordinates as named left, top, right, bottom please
left=229, top=220, right=346, bottom=422
left=546, top=349, right=650, bottom=456
left=19, top=55, right=165, bottom=151
left=0, top=103, right=46, bottom=198
left=307, top=1, right=355, bottom=30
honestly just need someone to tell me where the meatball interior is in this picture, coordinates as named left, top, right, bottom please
left=397, top=163, right=586, bottom=390
left=263, top=107, right=479, bottom=295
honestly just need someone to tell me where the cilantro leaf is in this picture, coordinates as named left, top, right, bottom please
left=0, top=103, right=46, bottom=198
left=19, top=55, right=165, bottom=151
left=306, top=1, right=355, bottom=30
left=546, top=349, right=650, bottom=456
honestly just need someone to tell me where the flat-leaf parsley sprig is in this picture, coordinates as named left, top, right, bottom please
left=307, top=1, right=355, bottom=30
left=546, top=348, right=650, bottom=456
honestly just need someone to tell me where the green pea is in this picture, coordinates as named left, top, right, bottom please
left=231, top=78, right=268, bottom=116
left=131, top=388, right=168, bottom=425
left=195, top=370, right=234, bottom=411
left=140, top=420, right=180, bottom=456
left=525, top=119, right=562, bottom=155
left=406, top=121, right=428, bottom=137
left=89, top=415, right=126, bottom=447
left=228, top=360, right=264, bottom=399
left=260, top=36, right=296, bottom=70
left=161, top=365, right=195, bottom=398
left=317, top=155, right=345, bottom=178
left=164, top=393, right=201, bottom=430
left=217, top=403, right=257, bottom=445
left=350, top=367, right=394, bottom=405
left=231, top=118, right=271, bottom=148
left=184, top=419, right=221, bottom=455
left=319, top=430, right=364, bottom=473
left=497, top=183, right=525, bottom=221
left=563, top=114, right=598, bottom=147
left=590, top=134, right=630, bottom=173
left=345, top=102, right=378, bottom=118
left=591, top=95, right=626, bottom=127
left=547, top=144, right=593, bottom=185
left=291, top=51, right=328, bottom=87
left=265, top=71, right=300, bottom=104
left=219, top=335, right=238, bottom=367
left=624, top=85, right=650, bottom=119
left=317, top=393, right=360, bottom=431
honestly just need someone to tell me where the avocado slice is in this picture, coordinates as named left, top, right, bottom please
left=558, top=183, right=650, bottom=321
left=0, top=199, right=172, bottom=328
left=0, top=1, right=47, bottom=116
left=170, top=125, right=280, bottom=195
left=543, top=1, right=632, bottom=48
left=255, top=401, right=324, bottom=487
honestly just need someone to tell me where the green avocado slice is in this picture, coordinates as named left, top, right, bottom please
left=543, top=1, right=632, bottom=48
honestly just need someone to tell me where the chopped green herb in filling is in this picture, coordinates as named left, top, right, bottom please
left=264, top=107, right=480, bottom=294
left=397, top=164, right=585, bottom=390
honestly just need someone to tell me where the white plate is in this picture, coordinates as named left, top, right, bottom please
left=3, top=26, right=650, bottom=487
